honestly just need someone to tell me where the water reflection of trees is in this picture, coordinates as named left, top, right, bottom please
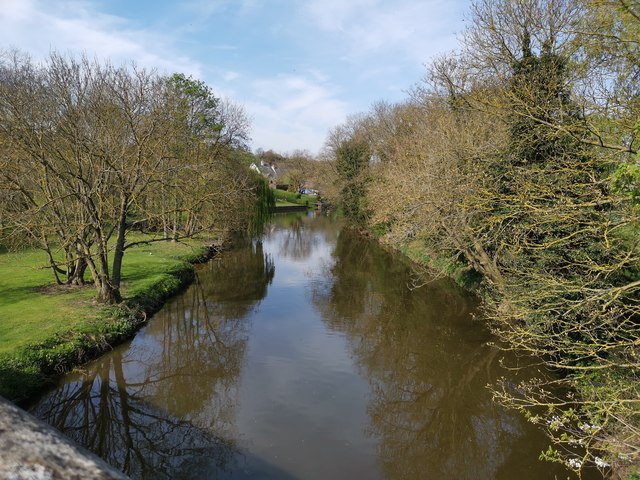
left=266, top=212, right=341, bottom=261
left=31, top=351, right=238, bottom=479
left=313, top=230, right=571, bottom=480
left=30, top=241, right=276, bottom=480
left=196, top=240, right=275, bottom=319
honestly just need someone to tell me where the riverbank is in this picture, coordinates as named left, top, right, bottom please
left=365, top=229, right=636, bottom=479
left=273, top=189, right=318, bottom=207
left=271, top=203, right=309, bottom=213
left=0, top=237, right=221, bottom=405
left=396, top=239, right=483, bottom=291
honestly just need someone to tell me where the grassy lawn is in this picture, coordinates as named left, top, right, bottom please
left=275, top=200, right=299, bottom=207
left=0, top=236, right=208, bottom=402
left=119, top=236, right=207, bottom=300
left=273, top=189, right=318, bottom=206
left=0, top=249, right=96, bottom=355
left=0, top=238, right=204, bottom=354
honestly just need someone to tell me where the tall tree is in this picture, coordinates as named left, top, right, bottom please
left=463, top=0, right=640, bottom=472
left=327, top=117, right=372, bottom=225
left=0, top=52, right=255, bottom=304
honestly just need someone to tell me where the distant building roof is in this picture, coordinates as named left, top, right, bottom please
left=250, top=162, right=277, bottom=178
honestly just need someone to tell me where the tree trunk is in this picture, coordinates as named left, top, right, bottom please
left=172, top=196, right=180, bottom=241
left=95, top=279, right=122, bottom=304
left=44, top=245, right=63, bottom=285
left=445, top=222, right=504, bottom=287
left=110, top=204, right=127, bottom=298
left=70, top=257, right=87, bottom=286
left=93, top=229, right=122, bottom=304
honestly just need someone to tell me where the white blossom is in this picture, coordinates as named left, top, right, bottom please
left=578, top=423, right=601, bottom=435
left=547, top=415, right=563, bottom=431
left=566, top=458, right=583, bottom=469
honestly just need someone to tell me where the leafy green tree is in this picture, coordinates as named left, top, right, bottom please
left=335, top=135, right=371, bottom=224
left=464, top=1, right=640, bottom=473
left=325, top=117, right=372, bottom=225
left=158, top=73, right=225, bottom=240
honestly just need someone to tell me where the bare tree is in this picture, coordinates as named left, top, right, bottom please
left=0, top=51, right=257, bottom=303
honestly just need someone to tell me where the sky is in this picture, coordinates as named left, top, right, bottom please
left=0, top=0, right=471, bottom=155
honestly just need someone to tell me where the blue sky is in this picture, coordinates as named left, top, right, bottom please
left=0, top=0, right=470, bottom=154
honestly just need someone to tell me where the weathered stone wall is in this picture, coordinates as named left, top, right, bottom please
left=0, top=396, right=129, bottom=480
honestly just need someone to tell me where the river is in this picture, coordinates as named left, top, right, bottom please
left=29, top=212, right=596, bottom=479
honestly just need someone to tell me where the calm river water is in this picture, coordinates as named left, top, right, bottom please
left=30, top=212, right=595, bottom=479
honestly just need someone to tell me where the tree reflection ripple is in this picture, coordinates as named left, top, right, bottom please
left=30, top=241, right=277, bottom=479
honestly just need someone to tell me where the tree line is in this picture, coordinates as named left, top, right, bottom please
left=325, top=0, right=639, bottom=476
left=0, top=51, right=271, bottom=304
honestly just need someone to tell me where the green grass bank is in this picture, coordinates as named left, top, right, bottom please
left=273, top=189, right=318, bottom=207
left=0, top=237, right=214, bottom=405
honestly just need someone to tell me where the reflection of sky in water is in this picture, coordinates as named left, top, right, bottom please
left=236, top=219, right=378, bottom=480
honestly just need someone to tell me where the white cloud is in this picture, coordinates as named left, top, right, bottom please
left=0, top=0, right=468, bottom=154
left=300, top=0, right=463, bottom=64
left=224, top=71, right=240, bottom=81
left=0, top=0, right=202, bottom=76
left=246, top=73, right=349, bottom=154
left=303, top=0, right=377, bottom=32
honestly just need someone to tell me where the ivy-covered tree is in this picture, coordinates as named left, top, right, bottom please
left=335, top=135, right=371, bottom=224
left=465, top=2, right=640, bottom=473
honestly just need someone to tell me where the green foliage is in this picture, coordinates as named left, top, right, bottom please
left=335, top=136, right=370, bottom=180
left=167, top=72, right=223, bottom=138
left=273, top=189, right=316, bottom=206
left=508, top=38, right=580, bottom=166
left=370, top=221, right=391, bottom=238
left=613, top=162, right=640, bottom=204
left=249, top=176, right=275, bottom=238
left=335, top=135, right=371, bottom=224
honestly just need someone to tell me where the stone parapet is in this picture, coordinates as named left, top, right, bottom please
left=0, top=396, right=128, bottom=480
